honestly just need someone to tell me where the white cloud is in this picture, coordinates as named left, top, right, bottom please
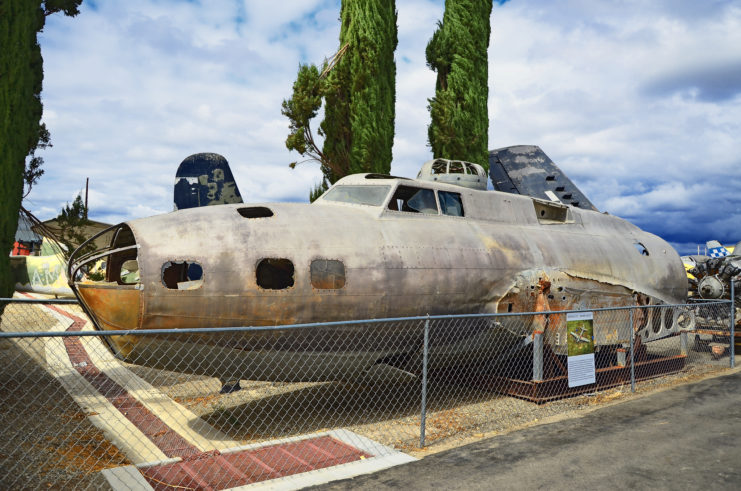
left=28, top=0, right=741, bottom=254
left=486, top=0, right=741, bottom=251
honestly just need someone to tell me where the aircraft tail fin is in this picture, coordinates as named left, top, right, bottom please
left=706, top=240, right=730, bottom=258
left=174, top=153, right=243, bottom=210
left=488, top=145, right=598, bottom=211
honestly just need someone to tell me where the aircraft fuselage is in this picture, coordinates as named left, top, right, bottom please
left=69, top=174, right=687, bottom=380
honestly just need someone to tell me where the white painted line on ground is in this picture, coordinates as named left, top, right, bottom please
left=44, top=336, right=169, bottom=464
left=83, top=336, right=242, bottom=451
left=107, top=429, right=417, bottom=491
left=328, top=428, right=413, bottom=458
left=40, top=301, right=239, bottom=452
left=237, top=454, right=417, bottom=491
left=28, top=298, right=417, bottom=490
left=100, top=465, right=154, bottom=491
left=40, top=304, right=171, bottom=463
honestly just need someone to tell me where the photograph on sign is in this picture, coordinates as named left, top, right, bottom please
left=567, top=311, right=596, bottom=387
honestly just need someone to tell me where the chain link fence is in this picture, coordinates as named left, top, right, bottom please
left=0, top=297, right=736, bottom=490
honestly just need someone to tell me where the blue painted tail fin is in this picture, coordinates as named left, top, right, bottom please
left=706, top=240, right=730, bottom=258
left=174, top=153, right=243, bottom=210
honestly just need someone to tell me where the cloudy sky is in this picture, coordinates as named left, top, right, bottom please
left=30, top=0, right=741, bottom=254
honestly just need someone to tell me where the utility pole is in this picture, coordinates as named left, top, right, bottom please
left=84, top=178, right=89, bottom=218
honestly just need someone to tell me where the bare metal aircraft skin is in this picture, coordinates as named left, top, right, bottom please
left=68, top=172, right=687, bottom=381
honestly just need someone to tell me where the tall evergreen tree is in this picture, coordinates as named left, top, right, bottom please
left=55, top=194, right=91, bottom=263
left=282, top=0, right=397, bottom=200
left=426, top=0, right=492, bottom=171
left=0, top=0, right=82, bottom=298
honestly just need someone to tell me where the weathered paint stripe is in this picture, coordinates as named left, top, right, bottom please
left=139, top=435, right=371, bottom=489
left=44, top=303, right=201, bottom=459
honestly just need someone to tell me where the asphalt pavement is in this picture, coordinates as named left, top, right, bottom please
left=315, top=369, right=741, bottom=490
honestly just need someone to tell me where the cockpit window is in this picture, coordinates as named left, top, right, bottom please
left=322, top=185, right=390, bottom=206
left=464, top=163, right=481, bottom=176
left=388, top=186, right=438, bottom=214
left=439, top=191, right=464, bottom=217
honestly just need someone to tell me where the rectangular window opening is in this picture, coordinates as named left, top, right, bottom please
left=532, top=198, right=572, bottom=224
left=162, top=261, right=203, bottom=290
left=256, top=258, right=294, bottom=290
left=388, top=186, right=438, bottom=214
left=310, top=259, right=346, bottom=289
left=439, top=191, right=464, bottom=217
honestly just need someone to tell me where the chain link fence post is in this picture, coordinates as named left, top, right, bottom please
left=731, top=280, right=735, bottom=369
left=533, top=330, right=544, bottom=382
left=629, top=308, right=635, bottom=393
left=420, top=315, right=429, bottom=448
left=680, top=329, right=688, bottom=356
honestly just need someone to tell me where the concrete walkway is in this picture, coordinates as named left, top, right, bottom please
left=317, top=369, right=741, bottom=490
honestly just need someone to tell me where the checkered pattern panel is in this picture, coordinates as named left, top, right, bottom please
left=708, top=247, right=729, bottom=258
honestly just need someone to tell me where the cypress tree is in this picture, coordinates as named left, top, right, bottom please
left=426, top=0, right=492, bottom=171
left=0, top=1, right=44, bottom=298
left=0, top=0, right=81, bottom=298
left=283, top=0, right=397, bottom=200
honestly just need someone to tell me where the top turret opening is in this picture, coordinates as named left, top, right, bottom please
left=416, top=159, right=487, bottom=190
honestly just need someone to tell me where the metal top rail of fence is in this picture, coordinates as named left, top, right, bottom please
left=0, top=296, right=732, bottom=338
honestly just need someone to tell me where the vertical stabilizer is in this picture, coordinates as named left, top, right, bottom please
left=706, top=240, right=730, bottom=258
left=174, top=153, right=243, bottom=210
left=488, top=145, right=597, bottom=211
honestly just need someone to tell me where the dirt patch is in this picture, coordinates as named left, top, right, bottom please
left=0, top=338, right=129, bottom=490
left=148, top=355, right=731, bottom=459
left=0, top=300, right=129, bottom=490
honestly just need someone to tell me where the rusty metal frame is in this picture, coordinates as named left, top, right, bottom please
left=485, top=354, right=688, bottom=403
left=69, top=244, right=140, bottom=282
left=66, top=222, right=124, bottom=280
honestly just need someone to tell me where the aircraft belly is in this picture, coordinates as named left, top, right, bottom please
left=116, top=314, right=523, bottom=382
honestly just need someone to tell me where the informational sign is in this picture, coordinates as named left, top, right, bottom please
left=567, top=311, right=596, bottom=388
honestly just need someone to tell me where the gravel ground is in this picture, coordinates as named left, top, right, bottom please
left=0, top=300, right=734, bottom=488
left=126, top=335, right=732, bottom=458
left=0, top=303, right=128, bottom=490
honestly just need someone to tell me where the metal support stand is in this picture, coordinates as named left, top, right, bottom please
left=533, top=331, right=544, bottom=382
left=731, top=281, right=735, bottom=369
left=420, top=316, right=429, bottom=448
left=680, top=331, right=688, bottom=356
left=616, top=349, right=627, bottom=367
left=630, top=309, right=635, bottom=393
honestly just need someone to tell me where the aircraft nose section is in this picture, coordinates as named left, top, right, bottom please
left=77, top=284, right=141, bottom=331
left=76, top=284, right=142, bottom=358
left=68, top=222, right=143, bottom=358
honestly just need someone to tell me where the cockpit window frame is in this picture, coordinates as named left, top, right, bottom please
left=320, top=184, right=392, bottom=207
left=438, top=190, right=465, bottom=217
left=386, top=185, right=440, bottom=215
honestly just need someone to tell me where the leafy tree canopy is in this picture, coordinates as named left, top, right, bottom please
left=426, top=0, right=492, bottom=171
left=282, top=0, right=397, bottom=201
left=55, top=194, right=89, bottom=262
